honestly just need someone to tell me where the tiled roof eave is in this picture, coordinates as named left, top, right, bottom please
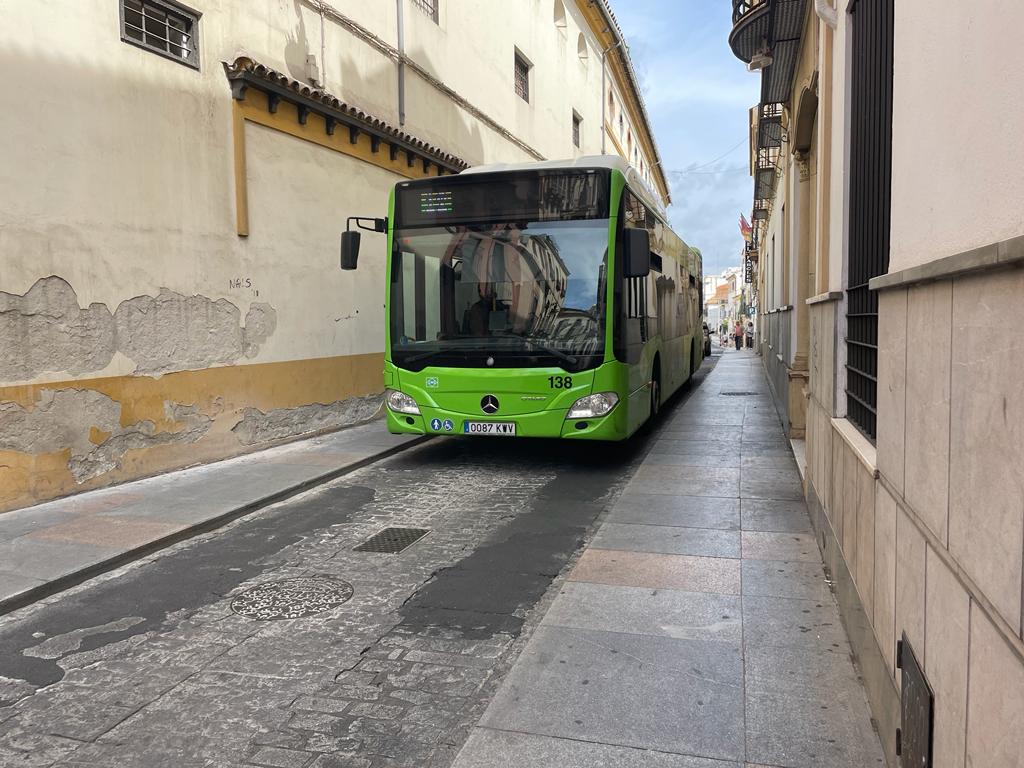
left=223, top=57, right=469, bottom=173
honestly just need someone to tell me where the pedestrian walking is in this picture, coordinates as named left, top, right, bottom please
left=733, top=320, right=743, bottom=351
left=746, top=320, right=754, bottom=348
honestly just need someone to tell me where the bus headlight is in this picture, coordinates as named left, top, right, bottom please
left=566, top=392, right=619, bottom=419
left=385, top=389, right=420, bottom=415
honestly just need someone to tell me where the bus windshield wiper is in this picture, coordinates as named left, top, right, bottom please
left=517, top=339, right=578, bottom=369
left=401, top=348, right=453, bottom=366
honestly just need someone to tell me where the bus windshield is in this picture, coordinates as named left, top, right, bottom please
left=390, top=219, right=608, bottom=371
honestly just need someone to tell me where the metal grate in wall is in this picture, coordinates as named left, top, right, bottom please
left=514, top=53, right=530, bottom=102
left=845, top=0, right=894, bottom=442
left=410, top=0, right=439, bottom=23
left=120, top=0, right=199, bottom=69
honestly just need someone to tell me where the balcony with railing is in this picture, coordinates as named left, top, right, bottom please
left=728, top=1, right=808, bottom=101
left=730, top=0, right=772, bottom=64
left=731, top=3, right=806, bottom=230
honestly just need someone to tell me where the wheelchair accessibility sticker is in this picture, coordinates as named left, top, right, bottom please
left=429, top=418, right=455, bottom=432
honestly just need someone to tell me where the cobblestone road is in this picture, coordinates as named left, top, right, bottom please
left=0, top=361, right=716, bottom=767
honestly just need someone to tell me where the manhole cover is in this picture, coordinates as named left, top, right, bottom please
left=230, top=577, right=353, bottom=620
left=721, top=391, right=759, bottom=396
left=354, top=527, right=429, bottom=554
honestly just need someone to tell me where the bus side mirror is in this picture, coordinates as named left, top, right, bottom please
left=623, top=228, right=651, bottom=278
left=339, top=217, right=386, bottom=271
left=340, top=231, right=361, bottom=270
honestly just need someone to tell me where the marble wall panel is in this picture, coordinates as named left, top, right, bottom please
left=842, top=445, right=860, bottom=565
left=876, top=288, right=907, bottom=494
left=904, top=281, right=952, bottom=544
left=965, top=609, right=1024, bottom=767
left=805, top=400, right=816, bottom=491
left=855, top=471, right=876, bottom=620
left=924, top=547, right=969, bottom=768
left=895, top=507, right=927, bottom=666
left=829, top=431, right=845, bottom=538
left=809, top=301, right=837, bottom=411
left=823, top=305, right=835, bottom=414
left=949, top=270, right=1024, bottom=633
left=822, top=416, right=833, bottom=523
left=874, top=484, right=899, bottom=678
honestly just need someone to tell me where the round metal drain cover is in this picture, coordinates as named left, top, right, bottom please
left=230, top=577, right=354, bottom=620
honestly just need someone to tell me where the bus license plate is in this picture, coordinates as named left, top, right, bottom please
left=463, top=421, right=517, bottom=436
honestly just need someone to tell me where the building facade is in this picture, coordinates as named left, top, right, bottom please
left=730, top=1, right=1024, bottom=765
left=0, top=0, right=668, bottom=513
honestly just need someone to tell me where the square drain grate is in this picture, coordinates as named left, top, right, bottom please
left=354, top=527, right=429, bottom=554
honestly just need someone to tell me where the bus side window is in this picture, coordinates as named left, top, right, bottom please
left=625, top=276, right=647, bottom=342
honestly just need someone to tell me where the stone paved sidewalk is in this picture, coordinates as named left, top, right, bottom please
left=452, top=349, right=886, bottom=768
left=0, top=421, right=420, bottom=613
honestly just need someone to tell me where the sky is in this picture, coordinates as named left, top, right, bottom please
left=612, top=1, right=759, bottom=278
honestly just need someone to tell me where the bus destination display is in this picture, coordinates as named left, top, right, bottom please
left=396, top=171, right=608, bottom=227
left=418, top=191, right=454, bottom=216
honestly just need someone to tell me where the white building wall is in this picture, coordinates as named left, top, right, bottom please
left=890, top=0, right=1024, bottom=272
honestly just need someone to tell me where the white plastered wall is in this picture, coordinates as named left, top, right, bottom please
left=890, top=0, right=1024, bottom=270
left=0, top=0, right=664, bottom=389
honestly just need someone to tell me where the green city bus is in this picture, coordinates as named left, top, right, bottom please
left=341, top=156, right=703, bottom=441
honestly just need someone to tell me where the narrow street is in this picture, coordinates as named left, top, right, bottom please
left=0, top=350, right=883, bottom=767
left=0, top=362, right=696, bottom=767
left=4, top=3, right=1021, bottom=765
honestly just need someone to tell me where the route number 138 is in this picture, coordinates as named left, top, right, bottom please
left=548, top=375, right=573, bottom=389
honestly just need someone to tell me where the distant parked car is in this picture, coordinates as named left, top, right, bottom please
left=702, top=322, right=712, bottom=357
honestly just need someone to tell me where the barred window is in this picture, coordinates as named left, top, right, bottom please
left=120, top=0, right=200, bottom=69
left=845, top=0, right=894, bottom=442
left=410, top=0, right=439, bottom=23
left=572, top=112, right=582, bottom=148
left=514, top=52, right=531, bottom=103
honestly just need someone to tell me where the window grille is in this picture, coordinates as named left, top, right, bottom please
left=410, top=0, right=439, bottom=23
left=120, top=0, right=199, bottom=69
left=845, top=0, right=894, bottom=442
left=572, top=112, right=581, bottom=148
left=514, top=53, right=530, bottom=102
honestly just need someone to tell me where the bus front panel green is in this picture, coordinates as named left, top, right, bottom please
left=384, top=359, right=632, bottom=440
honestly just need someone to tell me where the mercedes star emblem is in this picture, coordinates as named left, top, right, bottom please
left=480, top=395, right=500, bottom=414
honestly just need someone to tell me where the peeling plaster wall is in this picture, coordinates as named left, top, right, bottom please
left=0, top=278, right=115, bottom=382
left=0, top=278, right=277, bottom=381
left=232, top=395, right=382, bottom=446
left=0, top=351, right=386, bottom=513
left=0, top=390, right=212, bottom=484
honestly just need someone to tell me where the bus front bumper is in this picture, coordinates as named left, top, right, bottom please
left=385, top=403, right=628, bottom=441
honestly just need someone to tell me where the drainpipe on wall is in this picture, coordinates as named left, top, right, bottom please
left=600, top=41, right=624, bottom=155
left=396, top=0, right=406, bottom=125
left=815, top=0, right=838, bottom=28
